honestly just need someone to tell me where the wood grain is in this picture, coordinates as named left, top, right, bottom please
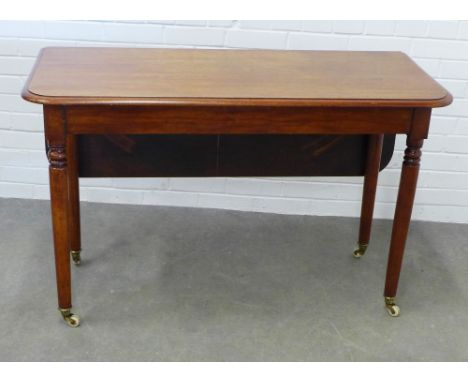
left=65, top=105, right=413, bottom=135
left=22, top=48, right=452, bottom=107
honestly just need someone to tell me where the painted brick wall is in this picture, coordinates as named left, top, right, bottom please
left=0, top=20, right=467, bottom=223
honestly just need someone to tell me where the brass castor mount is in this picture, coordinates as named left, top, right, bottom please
left=59, top=308, right=81, bottom=328
left=384, top=297, right=401, bottom=317
left=353, top=243, right=368, bottom=258
left=70, top=250, right=81, bottom=265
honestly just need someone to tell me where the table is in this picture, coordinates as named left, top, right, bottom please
left=22, top=48, right=452, bottom=327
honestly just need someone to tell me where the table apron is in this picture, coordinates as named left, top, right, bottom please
left=63, top=105, right=414, bottom=135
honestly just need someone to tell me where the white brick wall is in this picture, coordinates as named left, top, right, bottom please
left=0, top=20, right=467, bottom=223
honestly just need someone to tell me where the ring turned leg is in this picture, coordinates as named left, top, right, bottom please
left=48, top=145, right=80, bottom=327
left=67, top=135, right=82, bottom=266
left=354, top=134, right=384, bottom=258
left=46, top=106, right=80, bottom=327
left=383, top=136, right=424, bottom=317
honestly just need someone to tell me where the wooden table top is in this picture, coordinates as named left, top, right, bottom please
left=22, top=47, right=452, bottom=108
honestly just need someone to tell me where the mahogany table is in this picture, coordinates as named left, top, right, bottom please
left=22, top=48, right=452, bottom=327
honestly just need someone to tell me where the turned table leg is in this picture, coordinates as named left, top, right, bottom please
left=383, top=136, right=424, bottom=317
left=67, top=134, right=82, bottom=266
left=45, top=106, right=80, bottom=327
left=353, top=134, right=384, bottom=258
left=383, top=108, right=431, bottom=317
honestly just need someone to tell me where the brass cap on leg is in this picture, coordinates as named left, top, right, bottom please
left=384, top=296, right=401, bottom=317
left=353, top=243, right=368, bottom=258
left=59, top=308, right=81, bottom=328
left=70, top=250, right=81, bottom=265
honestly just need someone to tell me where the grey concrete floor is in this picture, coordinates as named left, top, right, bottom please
left=0, top=197, right=467, bottom=361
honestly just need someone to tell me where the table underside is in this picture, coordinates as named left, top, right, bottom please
left=76, top=134, right=396, bottom=178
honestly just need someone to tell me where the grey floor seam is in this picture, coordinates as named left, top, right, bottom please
left=0, top=197, right=467, bottom=361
